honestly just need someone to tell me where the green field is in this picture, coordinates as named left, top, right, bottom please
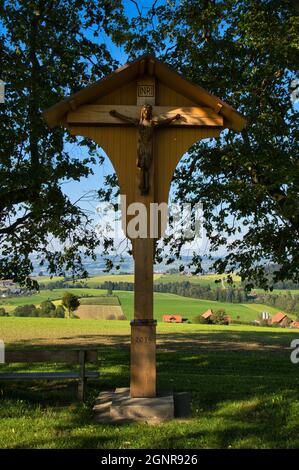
left=0, top=288, right=107, bottom=312
left=0, top=287, right=291, bottom=322
left=253, top=288, right=299, bottom=295
left=33, top=276, right=65, bottom=284
left=79, top=296, right=120, bottom=305
left=34, top=273, right=163, bottom=287
left=0, top=317, right=299, bottom=448
left=156, top=273, right=242, bottom=287
left=32, top=273, right=299, bottom=298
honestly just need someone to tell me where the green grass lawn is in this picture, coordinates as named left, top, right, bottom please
left=0, top=317, right=299, bottom=448
left=1, top=287, right=298, bottom=449
left=0, top=316, right=297, bottom=348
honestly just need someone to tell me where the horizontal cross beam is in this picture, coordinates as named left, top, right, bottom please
left=67, top=105, right=223, bottom=127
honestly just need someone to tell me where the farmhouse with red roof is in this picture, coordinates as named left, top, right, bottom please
left=202, top=309, right=214, bottom=320
left=271, top=312, right=292, bottom=327
left=162, top=315, right=183, bottom=323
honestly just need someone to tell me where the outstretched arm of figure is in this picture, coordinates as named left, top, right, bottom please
left=109, top=109, right=138, bottom=125
left=155, top=114, right=181, bottom=127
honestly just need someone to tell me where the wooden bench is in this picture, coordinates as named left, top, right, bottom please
left=0, top=349, right=99, bottom=401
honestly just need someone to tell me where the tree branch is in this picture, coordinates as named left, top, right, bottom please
left=0, top=212, right=33, bottom=235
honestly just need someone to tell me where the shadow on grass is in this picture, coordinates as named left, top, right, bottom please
left=2, top=378, right=299, bottom=448
left=1, top=331, right=299, bottom=448
left=5, top=326, right=299, bottom=352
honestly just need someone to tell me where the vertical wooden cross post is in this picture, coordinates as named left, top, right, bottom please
left=131, top=72, right=156, bottom=398
left=110, top=70, right=182, bottom=397
left=43, top=55, right=246, bottom=404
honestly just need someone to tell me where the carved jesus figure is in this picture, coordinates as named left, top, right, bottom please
left=110, top=104, right=181, bottom=195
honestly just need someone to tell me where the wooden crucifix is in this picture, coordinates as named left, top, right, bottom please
left=110, top=105, right=181, bottom=196
left=43, top=55, right=246, bottom=401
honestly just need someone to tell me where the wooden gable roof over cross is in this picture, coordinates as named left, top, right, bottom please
left=43, top=54, right=246, bottom=208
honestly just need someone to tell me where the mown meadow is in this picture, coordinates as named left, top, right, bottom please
left=0, top=318, right=299, bottom=448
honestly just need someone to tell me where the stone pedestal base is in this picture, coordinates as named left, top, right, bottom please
left=93, top=387, right=175, bottom=424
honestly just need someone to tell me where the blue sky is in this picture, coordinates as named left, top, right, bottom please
left=62, top=1, right=161, bottom=213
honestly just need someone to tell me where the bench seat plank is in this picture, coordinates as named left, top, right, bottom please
left=5, top=350, right=98, bottom=363
left=0, top=349, right=99, bottom=401
left=0, top=371, right=99, bottom=380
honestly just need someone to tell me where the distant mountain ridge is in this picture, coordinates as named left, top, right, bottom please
left=30, top=254, right=218, bottom=277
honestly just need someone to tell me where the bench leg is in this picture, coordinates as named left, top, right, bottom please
left=78, top=350, right=86, bottom=401
left=78, top=377, right=86, bottom=401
